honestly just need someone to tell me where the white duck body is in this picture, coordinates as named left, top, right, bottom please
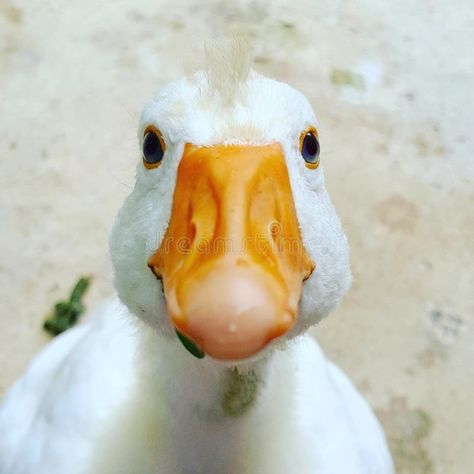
left=0, top=300, right=392, bottom=474
left=0, top=40, right=394, bottom=473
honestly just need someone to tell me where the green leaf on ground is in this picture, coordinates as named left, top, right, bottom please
left=43, top=277, right=91, bottom=336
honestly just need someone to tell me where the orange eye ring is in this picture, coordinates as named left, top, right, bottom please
left=299, top=126, right=320, bottom=169
left=143, top=125, right=166, bottom=169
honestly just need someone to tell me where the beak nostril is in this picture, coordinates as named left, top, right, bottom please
left=179, top=221, right=197, bottom=252
left=189, top=222, right=197, bottom=243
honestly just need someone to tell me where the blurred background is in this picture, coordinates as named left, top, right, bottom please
left=1, top=0, right=473, bottom=472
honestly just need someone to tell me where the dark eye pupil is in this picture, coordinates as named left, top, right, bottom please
left=302, top=133, right=320, bottom=164
left=143, top=131, right=164, bottom=164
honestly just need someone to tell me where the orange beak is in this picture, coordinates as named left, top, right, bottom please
left=148, top=143, right=315, bottom=360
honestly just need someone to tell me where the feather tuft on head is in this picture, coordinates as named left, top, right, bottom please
left=203, top=33, right=252, bottom=105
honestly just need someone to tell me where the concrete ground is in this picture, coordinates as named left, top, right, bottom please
left=1, top=0, right=473, bottom=472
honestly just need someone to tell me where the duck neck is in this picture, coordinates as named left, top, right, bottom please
left=88, top=324, right=272, bottom=474
left=137, top=331, right=272, bottom=473
left=153, top=335, right=268, bottom=420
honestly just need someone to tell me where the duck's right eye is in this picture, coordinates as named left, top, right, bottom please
left=143, top=127, right=165, bottom=169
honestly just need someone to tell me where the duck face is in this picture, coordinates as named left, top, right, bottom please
left=110, top=71, right=351, bottom=361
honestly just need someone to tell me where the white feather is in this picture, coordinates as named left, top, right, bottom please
left=0, top=301, right=393, bottom=473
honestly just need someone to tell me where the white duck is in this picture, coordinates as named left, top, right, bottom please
left=0, top=38, right=393, bottom=474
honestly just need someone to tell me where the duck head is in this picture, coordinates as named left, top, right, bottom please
left=110, top=41, right=351, bottom=361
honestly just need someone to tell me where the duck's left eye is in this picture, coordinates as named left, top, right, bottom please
left=300, top=129, right=320, bottom=169
left=143, top=127, right=165, bottom=169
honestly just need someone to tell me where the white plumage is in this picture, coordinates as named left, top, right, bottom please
left=0, top=39, right=394, bottom=473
